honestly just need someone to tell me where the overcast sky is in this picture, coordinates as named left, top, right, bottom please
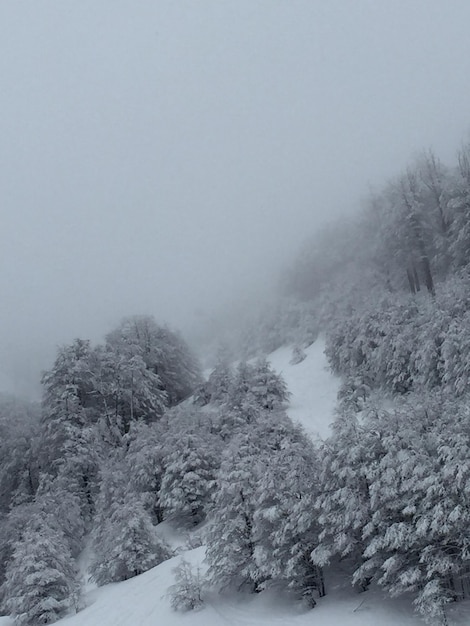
left=1, top=1, right=470, bottom=396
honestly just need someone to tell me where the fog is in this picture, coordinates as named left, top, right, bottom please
left=1, top=1, right=470, bottom=396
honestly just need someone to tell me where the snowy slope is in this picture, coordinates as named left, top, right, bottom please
left=2, top=551, right=469, bottom=626
left=268, top=337, right=339, bottom=440
left=3, top=549, right=430, bottom=626
left=13, top=338, right=469, bottom=626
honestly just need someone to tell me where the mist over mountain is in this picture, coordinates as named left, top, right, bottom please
left=2, top=1, right=470, bottom=396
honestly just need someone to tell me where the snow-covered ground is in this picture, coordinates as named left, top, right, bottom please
left=267, top=337, right=339, bottom=441
left=9, top=339, right=468, bottom=626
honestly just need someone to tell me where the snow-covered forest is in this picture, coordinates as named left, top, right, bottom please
left=3, top=0, right=470, bottom=624
left=2, top=141, right=470, bottom=626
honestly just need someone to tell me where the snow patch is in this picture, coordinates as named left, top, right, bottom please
left=268, top=338, right=339, bottom=440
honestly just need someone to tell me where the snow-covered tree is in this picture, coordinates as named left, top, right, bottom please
left=106, top=315, right=202, bottom=406
left=205, top=355, right=233, bottom=405
left=249, top=358, right=290, bottom=410
left=92, top=344, right=167, bottom=437
left=223, top=360, right=278, bottom=428
left=159, top=433, right=220, bottom=526
left=252, top=416, right=323, bottom=605
left=125, top=422, right=166, bottom=523
left=168, top=558, right=205, bottom=612
left=312, top=411, right=380, bottom=587
left=448, top=142, right=470, bottom=271
left=39, top=339, right=101, bottom=524
left=357, top=396, right=470, bottom=621
left=290, top=345, right=307, bottom=365
left=441, top=312, right=470, bottom=396
left=90, top=457, right=171, bottom=585
left=40, top=340, right=95, bottom=460
left=311, top=390, right=470, bottom=621
left=0, top=395, right=40, bottom=513
left=91, top=493, right=170, bottom=585
left=34, top=479, right=86, bottom=559
left=205, top=431, right=264, bottom=592
left=2, top=513, right=80, bottom=625
left=205, top=411, right=320, bottom=600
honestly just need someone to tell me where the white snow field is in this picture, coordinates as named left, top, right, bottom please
left=6, top=339, right=469, bottom=626
left=267, top=337, right=339, bottom=441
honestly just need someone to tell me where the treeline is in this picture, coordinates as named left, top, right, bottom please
left=285, top=145, right=470, bottom=305
left=217, top=144, right=470, bottom=372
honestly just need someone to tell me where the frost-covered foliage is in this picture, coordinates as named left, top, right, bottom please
left=203, top=352, right=233, bottom=405
left=40, top=339, right=98, bottom=465
left=106, top=315, right=202, bottom=406
left=36, top=316, right=201, bottom=518
left=312, top=412, right=378, bottom=579
left=9, top=138, right=470, bottom=624
left=205, top=429, right=263, bottom=592
left=0, top=394, right=40, bottom=513
left=205, top=411, right=324, bottom=604
left=285, top=150, right=470, bottom=307
left=0, top=398, right=42, bottom=606
left=34, top=480, right=87, bottom=559
left=39, top=339, right=103, bottom=527
left=168, top=559, right=205, bottom=612
left=205, top=358, right=289, bottom=413
left=125, top=422, right=167, bottom=523
left=194, top=349, right=233, bottom=409
left=252, top=418, right=323, bottom=605
left=290, top=345, right=306, bottom=365
left=90, top=456, right=171, bottom=585
left=323, top=272, right=470, bottom=400
left=276, top=143, right=470, bottom=413
left=39, top=316, right=201, bottom=450
left=156, top=404, right=224, bottom=525
left=248, top=358, right=290, bottom=410
left=88, top=402, right=224, bottom=586
left=2, top=513, right=80, bottom=625
left=314, top=393, right=470, bottom=622
left=91, top=494, right=171, bottom=585
left=159, top=433, right=220, bottom=526
left=0, top=315, right=204, bottom=620
left=92, top=343, right=168, bottom=436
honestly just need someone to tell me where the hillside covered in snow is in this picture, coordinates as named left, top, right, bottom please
left=3, top=340, right=468, bottom=626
